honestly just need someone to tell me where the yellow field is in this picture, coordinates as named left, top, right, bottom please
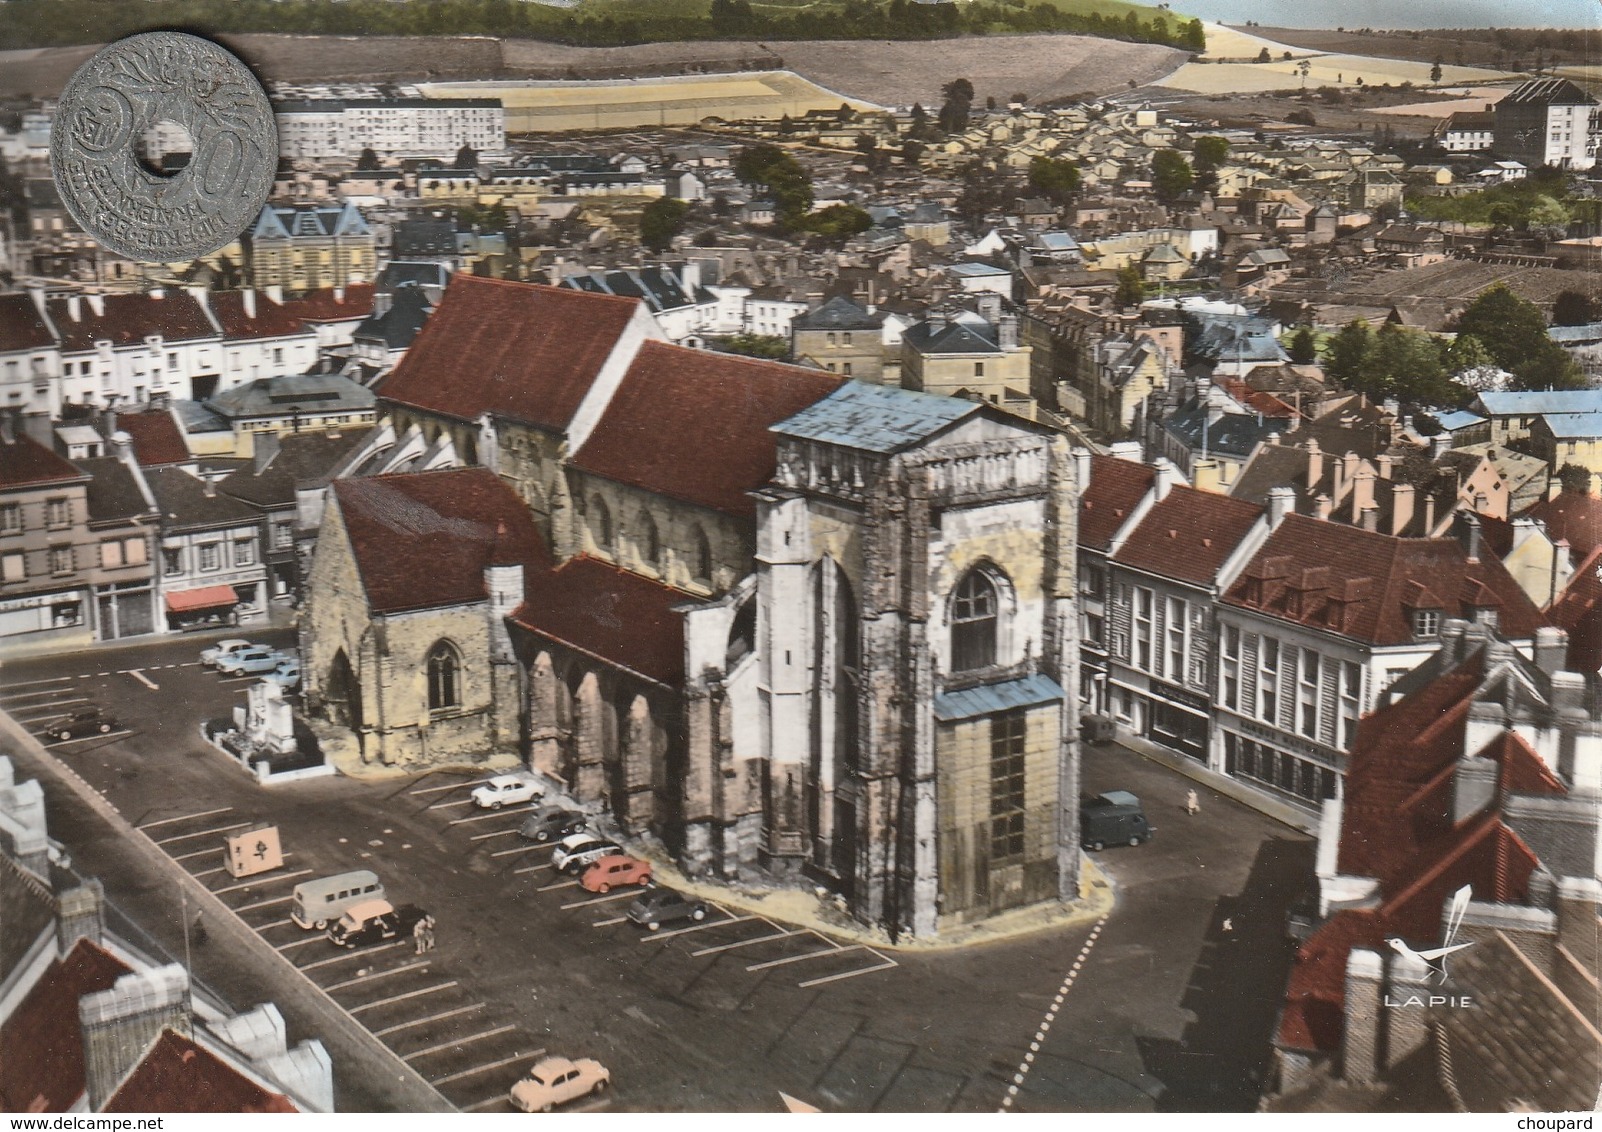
left=1157, top=53, right=1516, bottom=94
left=419, top=70, right=881, bottom=132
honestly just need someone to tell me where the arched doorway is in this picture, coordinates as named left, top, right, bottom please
left=326, top=649, right=362, bottom=730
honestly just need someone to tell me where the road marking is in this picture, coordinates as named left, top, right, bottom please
left=373, top=1002, right=483, bottom=1038
left=234, top=893, right=293, bottom=912
left=140, top=807, right=233, bottom=830
left=468, top=828, right=521, bottom=842
left=350, top=981, right=458, bottom=1015
left=301, top=941, right=405, bottom=971
left=536, top=878, right=578, bottom=892
left=14, top=698, right=90, bottom=717
left=191, top=866, right=227, bottom=879
left=275, top=936, right=324, bottom=953
left=257, top=918, right=295, bottom=930
left=689, top=929, right=795, bottom=957
left=411, top=779, right=481, bottom=796
left=154, top=822, right=251, bottom=845
left=649, top=914, right=755, bottom=941
left=430, top=1051, right=536, bottom=1086
left=746, top=944, right=848, bottom=971
left=212, top=869, right=312, bottom=896
left=559, top=889, right=639, bottom=910
left=464, top=1097, right=512, bottom=1113
left=402, top=1025, right=517, bottom=1062
left=447, top=808, right=527, bottom=826
left=128, top=669, right=158, bottom=691
left=44, top=729, right=132, bottom=747
left=592, top=916, right=628, bottom=927
left=488, top=843, right=546, bottom=858
left=512, top=863, right=549, bottom=875
left=999, top=914, right=1108, bottom=1111
left=0, top=675, right=72, bottom=690
left=797, top=956, right=899, bottom=989
left=326, top=960, right=430, bottom=992
left=172, top=846, right=222, bottom=863
left=1, top=687, right=86, bottom=702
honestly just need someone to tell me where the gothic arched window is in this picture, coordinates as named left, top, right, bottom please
left=951, top=569, right=999, bottom=672
left=427, top=641, right=462, bottom=711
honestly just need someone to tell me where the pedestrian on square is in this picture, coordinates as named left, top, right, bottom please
left=1185, top=789, right=1200, bottom=816
left=421, top=915, right=436, bottom=953
left=414, top=916, right=429, bottom=955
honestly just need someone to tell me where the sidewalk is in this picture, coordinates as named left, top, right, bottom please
left=0, top=603, right=299, bottom=664
left=1107, top=731, right=1320, bottom=836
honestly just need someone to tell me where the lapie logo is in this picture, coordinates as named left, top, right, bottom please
left=1383, top=884, right=1477, bottom=1007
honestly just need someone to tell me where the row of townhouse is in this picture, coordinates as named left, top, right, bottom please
left=0, top=286, right=372, bottom=419
left=1077, top=451, right=1543, bottom=811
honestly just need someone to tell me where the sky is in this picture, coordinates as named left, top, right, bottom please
left=1175, top=0, right=1599, bottom=28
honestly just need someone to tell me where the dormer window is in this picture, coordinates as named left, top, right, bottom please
left=1412, top=609, right=1441, bottom=639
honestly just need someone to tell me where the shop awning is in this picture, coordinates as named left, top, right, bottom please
left=165, top=585, right=238, bottom=614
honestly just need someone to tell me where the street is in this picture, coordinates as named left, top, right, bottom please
left=1, top=631, right=1311, bottom=1112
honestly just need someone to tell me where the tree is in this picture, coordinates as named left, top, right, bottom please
left=453, top=144, right=478, bottom=170
left=799, top=203, right=871, bottom=243
left=1553, top=290, right=1602, bottom=327
left=1526, top=194, right=1572, bottom=240
left=1183, top=18, right=1206, bottom=51
left=1027, top=155, right=1080, bottom=204
left=854, top=132, right=879, bottom=169
left=1455, top=285, right=1552, bottom=372
left=1371, top=322, right=1453, bottom=404
left=1114, top=263, right=1145, bottom=311
left=1256, top=47, right=1271, bottom=62
left=837, top=102, right=856, bottom=124
left=733, top=143, right=813, bottom=225
left=1151, top=150, right=1193, bottom=202
left=1558, top=463, right=1595, bottom=494
left=1323, top=320, right=1374, bottom=389
left=938, top=78, right=974, bottom=134
left=1444, top=333, right=1494, bottom=373
left=901, top=140, right=925, bottom=167
left=1287, top=326, right=1318, bottom=365
left=1430, top=56, right=1443, bottom=82
left=1193, top=135, right=1230, bottom=173
left=717, top=333, right=788, bottom=360
left=1512, top=342, right=1585, bottom=391
left=639, top=197, right=688, bottom=253
left=356, top=147, right=380, bottom=171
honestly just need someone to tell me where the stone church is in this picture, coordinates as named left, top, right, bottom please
left=301, top=275, right=1082, bottom=938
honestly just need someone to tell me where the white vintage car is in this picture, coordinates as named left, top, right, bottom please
left=470, top=772, right=544, bottom=810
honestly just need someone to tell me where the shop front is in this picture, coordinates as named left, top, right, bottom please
left=165, top=583, right=240, bottom=631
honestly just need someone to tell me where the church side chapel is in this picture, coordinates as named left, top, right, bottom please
left=300, top=275, right=1082, bottom=937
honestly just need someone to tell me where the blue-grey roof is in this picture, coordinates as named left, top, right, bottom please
left=949, top=262, right=1011, bottom=277
left=1162, top=404, right=1292, bottom=458
left=1476, top=390, right=1602, bottom=416
left=1536, top=411, right=1602, bottom=439
left=208, top=373, right=375, bottom=419
left=773, top=381, right=979, bottom=454
left=1433, top=410, right=1486, bottom=432
left=903, top=319, right=1000, bottom=355
left=934, top=673, right=1064, bottom=722
left=1548, top=323, right=1602, bottom=344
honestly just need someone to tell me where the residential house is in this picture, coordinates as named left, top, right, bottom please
left=559, top=264, right=716, bottom=343
left=206, top=374, right=377, bottom=457
left=1473, top=389, right=1602, bottom=447
left=209, top=289, right=321, bottom=400
left=243, top=203, right=377, bottom=292
left=1493, top=77, right=1600, bottom=171
left=790, top=296, right=890, bottom=382
left=1088, top=328, right=1179, bottom=439
left=46, top=290, right=222, bottom=410
left=148, top=468, right=269, bottom=630
left=0, top=292, right=60, bottom=417
left=1434, top=109, right=1496, bottom=152
left=901, top=301, right=1033, bottom=410
left=1074, top=448, right=1156, bottom=718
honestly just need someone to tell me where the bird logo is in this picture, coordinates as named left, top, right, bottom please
left=1385, top=884, right=1474, bottom=984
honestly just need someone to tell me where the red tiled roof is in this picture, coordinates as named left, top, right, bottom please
left=0, top=293, right=54, bottom=353
left=1079, top=455, right=1156, bottom=553
left=1550, top=545, right=1602, bottom=671
left=114, top=410, right=189, bottom=467
left=280, top=284, right=375, bottom=324
left=510, top=555, right=689, bottom=686
left=333, top=469, right=551, bottom=615
left=1218, top=376, right=1299, bottom=419
left=0, top=435, right=85, bottom=490
left=208, top=291, right=311, bottom=341
left=103, top=1030, right=297, bottom=1113
left=1520, top=489, right=1602, bottom=563
left=46, top=291, right=216, bottom=353
left=377, top=277, right=640, bottom=430
left=1223, top=514, right=1543, bottom=645
left=0, top=938, right=132, bottom=1112
left=572, top=341, right=842, bottom=517
left=1110, top=484, right=1262, bottom=586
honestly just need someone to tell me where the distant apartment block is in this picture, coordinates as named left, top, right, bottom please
left=1493, top=78, right=1600, bottom=171
left=276, top=98, right=505, bottom=162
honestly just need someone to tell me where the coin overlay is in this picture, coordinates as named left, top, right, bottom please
left=51, top=32, right=277, bottom=264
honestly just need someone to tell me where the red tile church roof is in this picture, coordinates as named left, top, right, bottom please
left=510, top=555, right=689, bottom=685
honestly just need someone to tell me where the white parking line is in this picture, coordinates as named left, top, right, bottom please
left=326, top=960, right=430, bottom=992
left=690, top=929, right=796, bottom=957
left=447, top=809, right=524, bottom=826
left=512, top=862, right=549, bottom=875
left=235, top=893, right=293, bottom=912
left=154, top=822, right=251, bottom=846
left=257, top=917, right=295, bottom=930
left=2, top=687, right=86, bottom=702
left=559, top=889, right=638, bottom=910
left=128, top=669, right=158, bottom=691
left=140, top=807, right=233, bottom=830
left=350, top=981, right=458, bottom=1015
left=536, top=878, right=578, bottom=892
left=212, top=869, right=312, bottom=896
left=411, top=779, right=481, bottom=796
left=171, top=847, right=222, bottom=863
left=191, top=866, right=227, bottom=879
left=592, top=916, right=628, bottom=927
left=373, top=1002, right=483, bottom=1038
left=45, top=729, right=133, bottom=747
left=300, top=941, right=405, bottom=971
left=797, top=957, right=899, bottom=989
left=648, top=915, right=756, bottom=941
left=402, top=1025, right=517, bottom=1062
left=746, top=945, right=849, bottom=972
left=431, top=1051, right=536, bottom=1087
left=468, top=828, right=521, bottom=842
left=464, top=1097, right=512, bottom=1113
left=275, top=936, right=325, bottom=953
left=430, top=799, right=474, bottom=811
left=0, top=675, right=71, bottom=690
left=488, top=843, right=546, bottom=858
left=14, top=697, right=90, bottom=716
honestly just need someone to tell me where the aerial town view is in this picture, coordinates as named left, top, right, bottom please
left=0, top=0, right=1597, bottom=1116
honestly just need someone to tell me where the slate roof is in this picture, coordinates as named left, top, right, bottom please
left=1501, top=77, right=1596, bottom=107
left=217, top=429, right=373, bottom=509
left=147, top=467, right=261, bottom=532
left=791, top=295, right=884, bottom=332
left=1535, top=411, right=1602, bottom=439
left=1475, top=390, right=1602, bottom=417
left=0, top=938, right=132, bottom=1112
left=561, top=266, right=703, bottom=313
left=573, top=341, right=841, bottom=517
left=774, top=381, right=981, bottom=455
left=46, top=291, right=217, bottom=353
left=0, top=434, right=85, bottom=490
left=79, top=457, right=152, bottom=523
left=333, top=469, right=550, bottom=615
left=509, top=556, right=689, bottom=686
left=209, top=374, right=375, bottom=421
left=1223, top=514, right=1543, bottom=645
left=103, top=1030, right=297, bottom=1113
left=1163, top=404, right=1293, bottom=458
left=1549, top=546, right=1602, bottom=672
left=1112, top=485, right=1263, bottom=587
left=1079, top=455, right=1156, bottom=553
left=353, top=287, right=432, bottom=351
left=934, top=673, right=1063, bottom=722
left=377, top=277, right=640, bottom=432
left=902, top=319, right=1000, bottom=355
left=0, top=293, right=54, bottom=354
left=113, top=410, right=189, bottom=467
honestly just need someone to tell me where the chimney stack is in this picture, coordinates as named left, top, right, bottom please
left=85, top=293, right=104, bottom=317
left=1534, top=626, right=1569, bottom=676
left=1305, top=437, right=1323, bottom=489
left=1464, top=512, right=1482, bottom=562
left=80, top=966, right=191, bottom=1111
left=1071, top=447, right=1092, bottom=489
left=1391, top=481, right=1415, bottom=536
left=243, top=288, right=256, bottom=320
left=203, top=476, right=217, bottom=498
left=1314, top=493, right=1332, bottom=522
left=1267, top=485, right=1295, bottom=527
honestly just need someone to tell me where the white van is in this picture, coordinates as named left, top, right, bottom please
left=291, top=870, right=384, bottom=930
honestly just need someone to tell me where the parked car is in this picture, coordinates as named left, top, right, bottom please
left=508, top=1055, right=609, bottom=1112
left=217, top=647, right=284, bottom=676
left=626, top=888, right=708, bottom=931
left=518, top=806, right=587, bottom=843
left=471, top=771, right=545, bottom=810
left=1079, top=790, right=1154, bottom=851
left=326, top=898, right=430, bottom=949
left=46, top=707, right=119, bottom=741
left=580, top=854, right=652, bottom=893
left=200, top=639, right=256, bottom=667
left=262, top=659, right=301, bottom=692
left=551, top=833, right=623, bottom=875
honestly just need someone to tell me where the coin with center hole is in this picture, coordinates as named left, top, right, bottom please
left=51, top=31, right=276, bottom=264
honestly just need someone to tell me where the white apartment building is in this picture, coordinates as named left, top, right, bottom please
left=276, top=98, right=505, bottom=162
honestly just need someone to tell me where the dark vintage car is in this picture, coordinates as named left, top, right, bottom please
left=626, top=888, right=708, bottom=931
left=518, top=805, right=588, bottom=843
left=327, top=898, right=431, bottom=949
left=46, top=708, right=119, bottom=741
